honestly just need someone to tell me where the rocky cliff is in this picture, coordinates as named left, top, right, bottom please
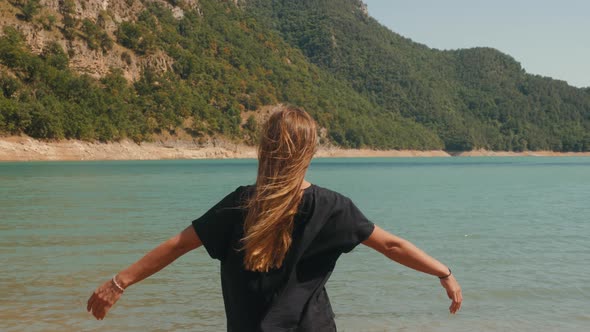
left=1, top=0, right=200, bottom=80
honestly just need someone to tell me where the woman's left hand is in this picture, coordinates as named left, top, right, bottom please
left=87, top=279, right=124, bottom=320
left=440, top=274, right=462, bottom=314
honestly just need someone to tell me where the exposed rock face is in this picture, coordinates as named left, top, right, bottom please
left=355, top=0, right=368, bottom=16
left=66, top=38, right=145, bottom=81
left=41, top=0, right=197, bottom=27
left=139, top=50, right=175, bottom=74
left=0, top=0, right=201, bottom=80
left=40, top=0, right=141, bottom=23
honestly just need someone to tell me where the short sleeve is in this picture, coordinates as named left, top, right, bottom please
left=192, top=186, right=246, bottom=260
left=327, top=195, right=375, bottom=254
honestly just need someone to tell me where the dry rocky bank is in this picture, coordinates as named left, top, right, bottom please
left=0, top=136, right=449, bottom=161
left=2, top=137, right=589, bottom=162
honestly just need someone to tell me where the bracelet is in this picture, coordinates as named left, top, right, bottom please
left=438, top=268, right=452, bottom=279
left=112, top=275, right=125, bottom=292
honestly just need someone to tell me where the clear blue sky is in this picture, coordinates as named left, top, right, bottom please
left=363, top=0, right=589, bottom=88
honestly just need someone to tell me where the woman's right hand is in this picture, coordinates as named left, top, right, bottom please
left=87, top=278, right=124, bottom=320
left=440, top=274, right=462, bottom=314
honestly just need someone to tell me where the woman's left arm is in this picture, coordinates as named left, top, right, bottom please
left=86, top=226, right=202, bottom=320
left=363, top=225, right=462, bottom=314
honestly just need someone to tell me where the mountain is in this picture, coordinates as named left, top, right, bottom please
left=1, top=0, right=588, bottom=151
left=0, top=0, right=439, bottom=149
left=244, top=0, right=590, bottom=151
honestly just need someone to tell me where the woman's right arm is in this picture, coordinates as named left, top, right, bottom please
left=362, top=225, right=463, bottom=314
left=86, top=226, right=202, bottom=320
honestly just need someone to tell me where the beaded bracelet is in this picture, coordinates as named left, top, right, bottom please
left=438, top=268, right=452, bottom=279
left=112, top=275, right=125, bottom=292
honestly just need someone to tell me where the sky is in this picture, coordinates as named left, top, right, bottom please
left=363, top=0, right=590, bottom=88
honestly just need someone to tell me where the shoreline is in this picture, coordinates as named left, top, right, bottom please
left=449, top=149, right=590, bottom=157
left=1, top=137, right=589, bottom=161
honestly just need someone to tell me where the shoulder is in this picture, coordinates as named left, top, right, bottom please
left=312, top=185, right=370, bottom=222
left=312, top=184, right=350, bottom=199
left=232, top=184, right=255, bottom=204
left=311, top=184, right=353, bottom=208
left=210, top=185, right=254, bottom=210
left=235, top=184, right=254, bottom=195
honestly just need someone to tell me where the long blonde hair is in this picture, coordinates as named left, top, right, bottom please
left=241, top=108, right=318, bottom=272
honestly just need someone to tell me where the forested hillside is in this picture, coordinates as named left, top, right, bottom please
left=246, top=0, right=590, bottom=151
left=1, top=0, right=588, bottom=151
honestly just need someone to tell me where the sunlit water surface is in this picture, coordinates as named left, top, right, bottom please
left=1, top=157, right=589, bottom=331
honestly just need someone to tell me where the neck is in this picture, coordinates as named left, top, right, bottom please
left=301, top=180, right=311, bottom=190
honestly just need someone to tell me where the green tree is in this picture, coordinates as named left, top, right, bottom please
left=18, top=0, right=41, bottom=22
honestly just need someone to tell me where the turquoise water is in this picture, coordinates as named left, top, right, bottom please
left=1, top=157, right=589, bottom=331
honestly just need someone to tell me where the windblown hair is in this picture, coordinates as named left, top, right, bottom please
left=242, top=108, right=318, bottom=272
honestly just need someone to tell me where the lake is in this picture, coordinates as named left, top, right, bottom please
left=1, top=157, right=589, bottom=331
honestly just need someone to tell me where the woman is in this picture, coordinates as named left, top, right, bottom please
left=87, top=108, right=462, bottom=331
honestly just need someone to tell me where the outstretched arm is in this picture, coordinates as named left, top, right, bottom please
left=362, top=225, right=463, bottom=314
left=87, top=226, right=202, bottom=320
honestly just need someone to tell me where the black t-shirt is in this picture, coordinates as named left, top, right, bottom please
left=192, top=184, right=375, bottom=332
